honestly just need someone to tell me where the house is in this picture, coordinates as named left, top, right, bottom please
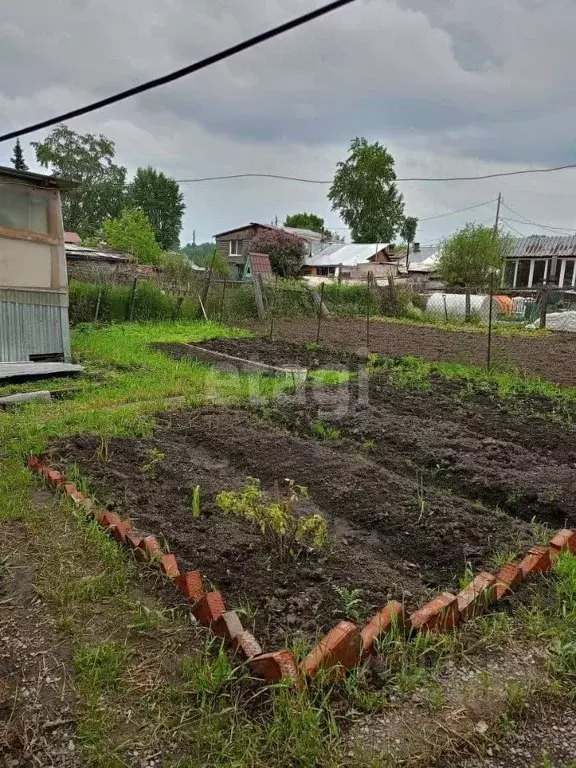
left=214, top=222, right=331, bottom=278
left=505, top=235, right=576, bottom=289
left=304, top=242, right=399, bottom=280
left=0, top=165, right=75, bottom=363
left=64, top=231, right=81, bottom=245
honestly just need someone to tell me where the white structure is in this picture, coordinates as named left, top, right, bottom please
left=426, top=293, right=499, bottom=322
left=505, top=235, right=576, bottom=289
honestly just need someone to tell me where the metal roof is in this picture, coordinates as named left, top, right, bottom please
left=214, top=221, right=332, bottom=243
left=64, top=244, right=131, bottom=263
left=0, top=165, right=78, bottom=190
left=510, top=235, right=576, bottom=258
left=306, top=243, right=387, bottom=267
left=407, top=245, right=439, bottom=272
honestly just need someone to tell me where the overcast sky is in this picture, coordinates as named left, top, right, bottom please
left=2, top=0, right=576, bottom=245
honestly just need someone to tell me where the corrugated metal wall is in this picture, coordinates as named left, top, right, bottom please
left=0, top=298, right=70, bottom=362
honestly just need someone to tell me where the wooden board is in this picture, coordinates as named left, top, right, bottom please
left=0, top=362, right=83, bottom=382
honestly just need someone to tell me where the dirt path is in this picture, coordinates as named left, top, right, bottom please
left=245, top=319, right=576, bottom=387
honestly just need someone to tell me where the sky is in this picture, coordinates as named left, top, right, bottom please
left=2, top=0, right=576, bottom=246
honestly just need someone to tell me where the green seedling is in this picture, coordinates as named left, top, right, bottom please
left=191, top=484, right=201, bottom=519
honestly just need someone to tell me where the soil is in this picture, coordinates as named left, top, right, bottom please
left=153, top=337, right=362, bottom=371
left=245, top=318, right=576, bottom=388
left=52, top=386, right=551, bottom=649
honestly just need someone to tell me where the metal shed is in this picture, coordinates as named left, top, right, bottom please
left=0, top=165, right=75, bottom=363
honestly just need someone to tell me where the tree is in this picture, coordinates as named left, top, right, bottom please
left=328, top=137, right=405, bottom=243
left=181, top=242, right=230, bottom=277
left=103, top=208, right=162, bottom=265
left=284, top=212, right=326, bottom=235
left=400, top=216, right=418, bottom=268
left=249, top=229, right=306, bottom=277
left=33, top=124, right=126, bottom=238
left=437, top=224, right=514, bottom=291
left=127, top=167, right=185, bottom=250
left=11, top=139, right=28, bottom=171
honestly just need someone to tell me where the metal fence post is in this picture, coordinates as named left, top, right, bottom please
left=316, top=282, right=325, bottom=344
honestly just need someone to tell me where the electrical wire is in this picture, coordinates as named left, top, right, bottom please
left=501, top=202, right=576, bottom=233
left=501, top=218, right=528, bottom=237
left=0, top=0, right=356, bottom=143
left=418, top=198, right=496, bottom=221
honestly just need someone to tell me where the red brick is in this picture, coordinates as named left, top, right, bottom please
left=38, top=463, right=52, bottom=478
left=125, top=532, right=143, bottom=550
left=136, top=535, right=163, bottom=561
left=192, top=591, right=226, bottom=626
left=99, top=511, right=122, bottom=529
left=232, top=630, right=263, bottom=660
left=27, top=456, right=40, bottom=470
left=109, top=521, right=133, bottom=543
left=47, top=469, right=65, bottom=486
left=457, top=572, right=496, bottom=621
left=301, top=621, right=362, bottom=677
left=251, top=650, right=300, bottom=684
left=410, top=592, right=460, bottom=632
left=361, top=601, right=405, bottom=658
left=69, top=491, right=87, bottom=506
left=63, top=481, right=79, bottom=496
left=550, top=529, right=576, bottom=557
left=175, top=571, right=204, bottom=601
left=159, top=553, right=179, bottom=578
left=520, top=545, right=551, bottom=577
left=212, top=610, right=244, bottom=642
left=494, top=563, right=523, bottom=599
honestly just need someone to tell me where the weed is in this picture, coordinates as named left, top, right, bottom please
left=310, top=420, right=342, bottom=441
left=96, top=436, right=110, bottom=464
left=216, top=477, right=327, bottom=560
left=415, top=468, right=426, bottom=523
left=181, top=642, right=239, bottom=697
left=458, top=562, right=475, bottom=592
left=332, top=585, right=364, bottom=623
left=362, top=439, right=376, bottom=452
left=488, top=550, right=519, bottom=571
left=529, top=517, right=552, bottom=545
left=191, top=484, right=201, bottom=519
left=74, top=642, right=131, bottom=694
left=139, top=447, right=166, bottom=477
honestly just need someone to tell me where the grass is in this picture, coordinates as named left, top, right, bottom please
left=1, top=319, right=576, bottom=766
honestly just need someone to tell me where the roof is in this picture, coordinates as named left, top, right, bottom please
left=214, top=222, right=330, bottom=244
left=510, top=235, right=576, bottom=258
left=64, top=244, right=131, bottom=263
left=306, top=243, right=388, bottom=268
left=64, top=231, right=81, bottom=245
left=247, top=253, right=273, bottom=277
left=0, top=165, right=78, bottom=190
left=407, top=245, right=439, bottom=272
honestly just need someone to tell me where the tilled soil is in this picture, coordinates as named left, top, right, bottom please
left=52, top=387, right=550, bottom=649
left=246, top=318, right=576, bottom=387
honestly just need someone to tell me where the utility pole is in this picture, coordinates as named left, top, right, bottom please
left=192, top=229, right=196, bottom=246
left=493, top=193, right=502, bottom=235
left=275, top=215, right=278, bottom=227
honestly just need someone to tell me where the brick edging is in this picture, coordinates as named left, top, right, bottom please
left=27, top=456, right=576, bottom=685
left=27, top=456, right=299, bottom=686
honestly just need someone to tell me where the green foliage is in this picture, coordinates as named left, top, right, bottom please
left=33, top=124, right=126, bottom=238
left=11, top=138, right=28, bottom=171
left=216, top=477, right=327, bottom=560
left=103, top=208, right=162, bottom=265
left=284, top=212, right=326, bottom=235
left=332, top=585, right=363, bottom=622
left=310, top=420, right=341, bottom=440
left=191, top=484, right=201, bottom=519
left=160, top=251, right=202, bottom=283
left=74, top=642, right=131, bottom=693
left=127, top=166, right=185, bottom=249
left=191, top=247, right=231, bottom=278
left=181, top=643, right=238, bottom=697
left=437, top=224, right=514, bottom=290
left=139, top=448, right=166, bottom=477
left=400, top=216, right=418, bottom=246
left=249, top=229, right=306, bottom=278
left=328, top=137, right=405, bottom=243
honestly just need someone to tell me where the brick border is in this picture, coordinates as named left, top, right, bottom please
left=27, top=456, right=298, bottom=686
left=27, top=456, right=576, bottom=685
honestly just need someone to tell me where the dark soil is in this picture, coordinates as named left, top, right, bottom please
left=52, top=391, right=546, bottom=649
left=245, top=318, right=576, bottom=388
left=154, top=337, right=362, bottom=371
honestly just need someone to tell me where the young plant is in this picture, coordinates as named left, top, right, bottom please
left=332, top=585, right=364, bottom=622
left=191, top=484, right=201, bottom=519
left=139, top=448, right=166, bottom=477
left=216, top=477, right=327, bottom=560
left=310, top=420, right=341, bottom=441
left=96, top=436, right=110, bottom=464
left=415, top=468, right=426, bottom=523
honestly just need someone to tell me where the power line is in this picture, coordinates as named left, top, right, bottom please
left=0, top=0, right=356, bottom=144
left=501, top=202, right=576, bottom=233
left=177, top=173, right=332, bottom=185
left=501, top=218, right=529, bottom=237
left=418, top=198, right=496, bottom=221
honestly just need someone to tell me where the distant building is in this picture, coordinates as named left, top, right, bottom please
left=63, top=231, right=81, bottom=245
left=305, top=242, right=399, bottom=279
left=0, top=165, right=74, bottom=363
left=505, top=236, right=576, bottom=289
left=214, top=222, right=332, bottom=278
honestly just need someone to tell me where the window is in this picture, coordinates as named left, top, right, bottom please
left=0, top=182, right=52, bottom=235
left=532, top=259, right=546, bottom=286
left=229, top=240, right=241, bottom=255
left=504, top=260, right=516, bottom=287
left=516, top=260, right=531, bottom=287
left=563, top=259, right=575, bottom=287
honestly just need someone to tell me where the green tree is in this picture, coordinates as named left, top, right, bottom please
left=249, top=229, right=305, bottom=277
left=328, top=137, right=405, bottom=243
left=437, top=224, right=514, bottom=291
left=400, top=216, right=418, bottom=267
left=11, top=139, right=28, bottom=171
left=284, top=212, right=326, bottom=235
left=103, top=208, right=162, bottom=265
left=33, top=125, right=126, bottom=238
left=127, top=167, right=185, bottom=250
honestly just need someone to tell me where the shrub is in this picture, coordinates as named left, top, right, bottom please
left=249, top=229, right=306, bottom=277
left=216, top=477, right=327, bottom=560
